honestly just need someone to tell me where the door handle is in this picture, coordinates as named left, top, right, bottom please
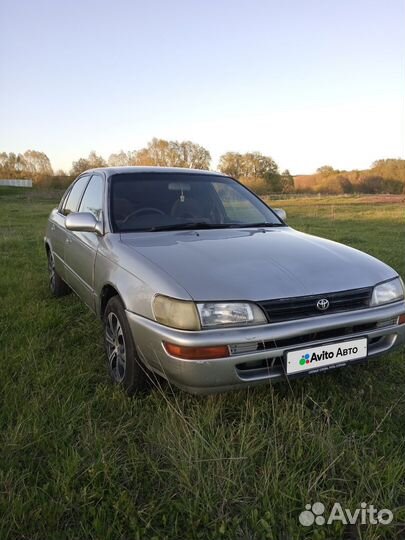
left=51, top=224, right=55, bottom=231
left=65, top=238, right=72, bottom=244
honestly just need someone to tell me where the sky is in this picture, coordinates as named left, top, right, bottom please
left=1, top=0, right=404, bottom=174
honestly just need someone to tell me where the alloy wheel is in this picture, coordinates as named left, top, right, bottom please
left=105, top=312, right=127, bottom=383
left=48, top=252, right=56, bottom=291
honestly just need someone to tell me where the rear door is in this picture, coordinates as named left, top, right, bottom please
left=64, top=174, right=105, bottom=310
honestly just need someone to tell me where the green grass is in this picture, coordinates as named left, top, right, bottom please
left=1, top=188, right=405, bottom=540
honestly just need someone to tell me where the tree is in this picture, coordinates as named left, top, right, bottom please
left=244, top=152, right=278, bottom=179
left=336, top=175, right=353, bottom=194
left=70, top=151, right=106, bottom=176
left=219, top=151, right=281, bottom=194
left=371, top=158, right=405, bottom=182
left=23, top=150, right=53, bottom=178
left=70, top=158, right=91, bottom=176
left=358, top=175, right=385, bottom=194
left=279, top=169, right=294, bottom=193
left=135, top=138, right=175, bottom=166
left=108, top=151, right=131, bottom=167
left=0, top=150, right=53, bottom=181
left=133, top=138, right=211, bottom=169
left=316, top=165, right=336, bottom=176
left=218, top=152, right=243, bottom=178
left=0, top=152, right=19, bottom=177
left=87, top=151, right=106, bottom=169
left=264, top=174, right=282, bottom=192
left=219, top=151, right=279, bottom=180
left=170, top=140, right=211, bottom=169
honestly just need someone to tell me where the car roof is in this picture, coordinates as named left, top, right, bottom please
left=82, top=166, right=225, bottom=177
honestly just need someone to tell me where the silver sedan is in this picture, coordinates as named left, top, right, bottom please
left=44, top=167, right=405, bottom=394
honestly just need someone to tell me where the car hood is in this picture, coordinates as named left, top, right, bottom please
left=120, top=227, right=396, bottom=301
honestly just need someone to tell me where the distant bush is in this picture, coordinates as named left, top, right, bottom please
left=239, top=176, right=269, bottom=195
left=36, top=175, right=73, bottom=189
left=371, top=158, right=405, bottom=182
left=357, top=175, right=404, bottom=194
left=296, top=168, right=405, bottom=195
left=314, top=175, right=353, bottom=194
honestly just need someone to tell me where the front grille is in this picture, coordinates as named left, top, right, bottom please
left=235, top=330, right=396, bottom=381
left=230, top=321, right=379, bottom=357
left=259, top=321, right=377, bottom=349
left=258, top=287, right=372, bottom=323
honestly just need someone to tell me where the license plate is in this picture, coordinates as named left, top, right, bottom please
left=286, top=338, right=367, bottom=375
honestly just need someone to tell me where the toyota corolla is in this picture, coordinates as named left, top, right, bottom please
left=44, top=167, right=405, bottom=394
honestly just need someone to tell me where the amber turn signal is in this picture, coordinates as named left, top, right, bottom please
left=163, top=342, right=230, bottom=360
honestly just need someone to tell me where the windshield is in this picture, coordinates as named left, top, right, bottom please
left=110, top=172, right=284, bottom=232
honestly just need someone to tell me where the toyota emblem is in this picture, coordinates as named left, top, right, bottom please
left=316, top=298, right=330, bottom=311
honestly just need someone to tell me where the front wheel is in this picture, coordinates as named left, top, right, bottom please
left=104, top=296, right=149, bottom=395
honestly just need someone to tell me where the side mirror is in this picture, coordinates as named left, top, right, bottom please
left=65, top=212, right=103, bottom=235
left=273, top=208, right=287, bottom=222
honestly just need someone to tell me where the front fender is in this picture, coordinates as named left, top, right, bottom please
left=93, top=234, right=193, bottom=319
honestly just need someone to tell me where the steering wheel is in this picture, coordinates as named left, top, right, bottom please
left=123, top=207, right=165, bottom=223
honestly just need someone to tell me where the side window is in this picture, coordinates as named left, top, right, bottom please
left=79, top=175, right=104, bottom=221
left=58, top=187, right=71, bottom=212
left=62, top=176, right=90, bottom=215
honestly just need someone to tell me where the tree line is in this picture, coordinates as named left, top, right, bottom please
left=295, top=160, right=405, bottom=194
left=1, top=140, right=405, bottom=194
left=69, top=140, right=293, bottom=193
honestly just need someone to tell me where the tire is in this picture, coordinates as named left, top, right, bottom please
left=104, top=296, right=149, bottom=395
left=47, top=248, right=70, bottom=297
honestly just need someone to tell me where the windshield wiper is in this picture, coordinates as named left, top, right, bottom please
left=230, top=222, right=285, bottom=228
left=148, top=222, right=232, bottom=232
left=145, top=221, right=285, bottom=232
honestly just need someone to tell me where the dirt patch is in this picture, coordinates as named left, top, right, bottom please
left=355, top=195, right=405, bottom=204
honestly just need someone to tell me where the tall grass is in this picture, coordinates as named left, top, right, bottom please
left=0, top=188, right=404, bottom=539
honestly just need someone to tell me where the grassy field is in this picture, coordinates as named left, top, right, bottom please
left=0, top=188, right=404, bottom=540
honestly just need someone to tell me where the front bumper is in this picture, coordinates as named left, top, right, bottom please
left=126, top=301, right=405, bottom=394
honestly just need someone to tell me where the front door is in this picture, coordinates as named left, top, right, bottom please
left=64, top=174, right=105, bottom=310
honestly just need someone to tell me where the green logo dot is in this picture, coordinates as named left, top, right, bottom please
left=299, top=357, right=306, bottom=365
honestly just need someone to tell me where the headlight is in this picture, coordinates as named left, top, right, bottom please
left=371, top=277, right=404, bottom=306
left=153, top=295, right=200, bottom=330
left=196, top=302, right=267, bottom=328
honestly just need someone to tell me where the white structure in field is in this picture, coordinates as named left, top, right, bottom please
left=0, top=179, right=32, bottom=187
